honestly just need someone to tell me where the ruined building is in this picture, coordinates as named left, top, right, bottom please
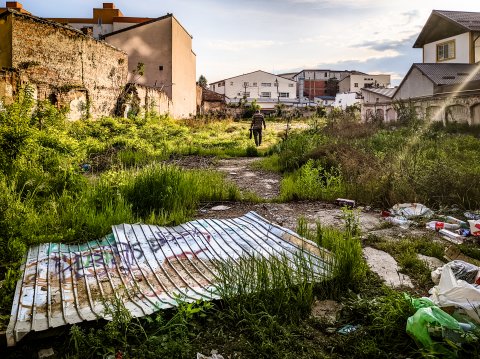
left=0, top=2, right=196, bottom=119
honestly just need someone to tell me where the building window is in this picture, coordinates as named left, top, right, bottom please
left=159, top=65, right=164, bottom=71
left=261, top=83, right=272, bottom=87
left=243, top=82, right=249, bottom=87
left=260, top=92, right=271, bottom=98
left=354, top=83, right=359, bottom=87
left=218, top=82, right=223, bottom=87
left=243, top=92, right=250, bottom=97
left=279, top=92, right=289, bottom=98
left=324, top=72, right=327, bottom=77
left=437, top=40, right=455, bottom=61
left=288, top=84, right=294, bottom=87
left=230, top=82, right=234, bottom=86
left=253, top=82, right=257, bottom=86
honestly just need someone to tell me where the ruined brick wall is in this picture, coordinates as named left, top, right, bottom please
left=9, top=14, right=128, bottom=118
left=0, top=70, right=18, bottom=105
left=134, top=84, right=173, bottom=116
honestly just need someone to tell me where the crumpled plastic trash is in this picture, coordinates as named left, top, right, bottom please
left=429, top=261, right=480, bottom=323
left=465, top=212, right=480, bottom=221
left=468, top=220, right=480, bottom=236
left=406, top=301, right=478, bottom=355
left=390, top=203, right=434, bottom=219
left=385, top=216, right=413, bottom=229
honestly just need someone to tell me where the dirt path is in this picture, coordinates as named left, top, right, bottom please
left=216, top=157, right=281, bottom=199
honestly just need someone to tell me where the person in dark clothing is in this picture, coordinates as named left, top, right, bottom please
left=250, top=110, right=266, bottom=146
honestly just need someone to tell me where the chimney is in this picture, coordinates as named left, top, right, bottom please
left=6, top=1, right=22, bottom=9
left=103, top=3, right=115, bottom=9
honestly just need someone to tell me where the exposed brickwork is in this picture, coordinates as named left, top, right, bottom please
left=9, top=12, right=128, bottom=118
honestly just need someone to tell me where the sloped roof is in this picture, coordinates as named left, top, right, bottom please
left=210, top=70, right=296, bottom=85
left=414, top=63, right=480, bottom=86
left=361, top=87, right=397, bottom=98
left=414, top=10, right=480, bottom=48
left=202, top=88, right=226, bottom=102
left=435, top=10, right=480, bottom=31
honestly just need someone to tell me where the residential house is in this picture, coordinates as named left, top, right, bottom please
left=46, top=2, right=197, bottom=118
left=373, top=10, right=480, bottom=125
left=360, top=87, right=397, bottom=122
left=339, top=74, right=391, bottom=93
left=209, top=70, right=297, bottom=110
left=413, top=10, right=480, bottom=64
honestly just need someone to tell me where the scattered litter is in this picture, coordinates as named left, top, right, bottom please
left=210, top=205, right=231, bottom=211
left=384, top=216, right=412, bottom=229
left=468, top=220, right=480, bottom=236
left=429, top=260, right=480, bottom=323
left=338, top=324, right=360, bottom=335
left=465, top=212, right=480, bottom=221
left=425, top=221, right=460, bottom=231
left=325, top=327, right=337, bottom=334
left=197, top=350, right=225, bottom=359
left=406, top=298, right=478, bottom=353
left=443, top=216, right=468, bottom=227
left=335, top=198, right=356, bottom=208
left=390, top=203, right=433, bottom=219
left=439, top=229, right=465, bottom=244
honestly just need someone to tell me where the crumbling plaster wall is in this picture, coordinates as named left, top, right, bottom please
left=10, top=14, right=128, bottom=119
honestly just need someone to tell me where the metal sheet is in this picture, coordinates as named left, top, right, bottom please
left=6, top=211, right=330, bottom=346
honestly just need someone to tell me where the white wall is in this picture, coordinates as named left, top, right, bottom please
left=210, top=71, right=297, bottom=102
left=334, top=93, right=360, bottom=109
left=394, top=68, right=434, bottom=100
left=423, top=32, right=470, bottom=63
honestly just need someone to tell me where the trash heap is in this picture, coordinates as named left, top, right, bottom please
left=407, top=260, right=480, bottom=356
left=382, top=203, right=480, bottom=244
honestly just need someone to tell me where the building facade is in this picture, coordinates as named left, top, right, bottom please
left=361, top=10, right=480, bottom=124
left=40, top=2, right=197, bottom=118
left=413, top=10, right=480, bottom=64
left=209, top=70, right=297, bottom=110
left=103, top=15, right=197, bottom=118
left=339, top=74, right=391, bottom=93
left=292, top=70, right=353, bottom=101
left=0, top=9, right=129, bottom=119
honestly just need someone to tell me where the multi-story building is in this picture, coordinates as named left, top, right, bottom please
left=362, top=10, right=480, bottom=124
left=292, top=70, right=353, bottom=101
left=339, top=74, right=391, bottom=93
left=209, top=70, right=297, bottom=110
left=44, top=2, right=197, bottom=118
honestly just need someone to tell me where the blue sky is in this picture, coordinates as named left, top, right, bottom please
left=14, top=0, right=480, bottom=85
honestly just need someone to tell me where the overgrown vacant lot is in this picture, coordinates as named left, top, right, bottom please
left=1, top=93, right=480, bottom=358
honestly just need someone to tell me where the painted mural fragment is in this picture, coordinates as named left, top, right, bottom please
left=6, top=212, right=330, bottom=346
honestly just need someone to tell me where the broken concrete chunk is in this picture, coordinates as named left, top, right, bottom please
left=363, top=247, right=413, bottom=288
left=38, top=348, right=55, bottom=359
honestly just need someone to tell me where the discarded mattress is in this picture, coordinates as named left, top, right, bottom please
left=6, top=211, right=329, bottom=346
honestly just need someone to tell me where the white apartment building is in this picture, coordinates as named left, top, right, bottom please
left=209, top=70, right=297, bottom=109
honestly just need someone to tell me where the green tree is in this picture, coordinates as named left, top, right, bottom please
left=198, top=75, right=208, bottom=89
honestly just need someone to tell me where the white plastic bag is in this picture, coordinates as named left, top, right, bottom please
left=429, top=261, right=480, bottom=323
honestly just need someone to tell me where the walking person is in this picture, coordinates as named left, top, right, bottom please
left=250, top=110, right=266, bottom=147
